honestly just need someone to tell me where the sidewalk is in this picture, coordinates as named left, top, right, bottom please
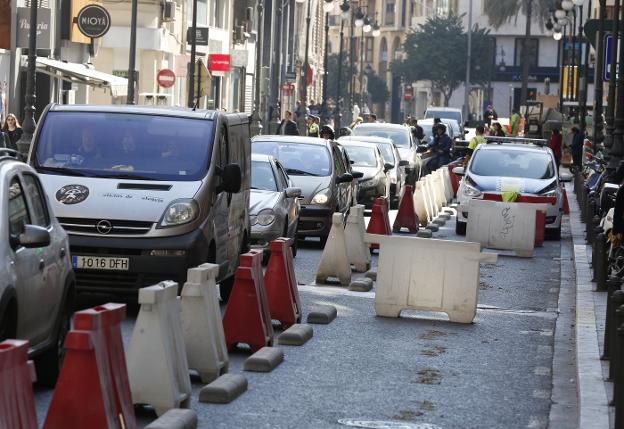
left=567, top=182, right=612, bottom=428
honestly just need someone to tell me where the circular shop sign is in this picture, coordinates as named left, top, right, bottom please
left=77, top=4, right=111, bottom=39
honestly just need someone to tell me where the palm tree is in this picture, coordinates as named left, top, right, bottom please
left=484, top=0, right=556, bottom=110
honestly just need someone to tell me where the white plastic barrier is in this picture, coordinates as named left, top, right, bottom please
left=316, top=213, right=352, bottom=286
left=413, top=181, right=429, bottom=226
left=345, top=205, right=371, bottom=272
left=181, top=264, right=229, bottom=384
left=127, top=281, right=192, bottom=416
left=441, top=167, right=454, bottom=203
left=464, top=199, right=549, bottom=257
left=431, top=171, right=446, bottom=210
left=365, top=234, right=497, bottom=323
left=421, top=176, right=437, bottom=221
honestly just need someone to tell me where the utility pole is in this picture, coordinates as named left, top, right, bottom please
left=251, top=0, right=264, bottom=135
left=127, top=0, right=138, bottom=104
left=519, top=0, right=532, bottom=109
left=187, top=0, right=198, bottom=107
left=334, top=18, right=346, bottom=128
left=604, top=0, right=620, bottom=160
left=463, top=0, right=472, bottom=124
left=16, top=0, right=39, bottom=154
left=611, top=0, right=624, bottom=176
left=321, top=12, right=330, bottom=124
left=580, top=2, right=590, bottom=133
left=593, top=0, right=606, bottom=146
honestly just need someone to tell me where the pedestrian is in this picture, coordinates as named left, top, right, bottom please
left=2, top=113, right=23, bottom=150
left=276, top=110, right=300, bottom=136
left=319, top=125, right=335, bottom=140
left=307, top=115, right=319, bottom=137
left=491, top=122, right=506, bottom=137
left=368, top=113, right=377, bottom=123
left=483, top=104, right=498, bottom=127
left=569, top=126, right=584, bottom=170
left=426, top=123, right=452, bottom=171
left=510, top=110, right=521, bottom=136
left=411, top=118, right=425, bottom=142
left=465, top=125, right=487, bottom=165
left=548, top=128, right=562, bottom=170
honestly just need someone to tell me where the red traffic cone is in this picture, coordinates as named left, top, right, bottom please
left=264, top=238, right=301, bottom=329
left=367, top=197, right=391, bottom=249
left=0, top=339, right=38, bottom=429
left=562, top=188, right=570, bottom=215
left=392, top=185, right=419, bottom=233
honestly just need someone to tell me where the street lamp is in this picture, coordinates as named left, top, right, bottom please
left=16, top=0, right=39, bottom=154
left=296, top=0, right=313, bottom=131
left=334, top=0, right=350, bottom=127
left=321, top=0, right=334, bottom=124
left=323, top=0, right=334, bottom=13
left=372, top=21, right=380, bottom=37
left=553, top=31, right=563, bottom=41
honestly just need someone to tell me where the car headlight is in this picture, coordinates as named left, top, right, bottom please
left=312, top=189, right=330, bottom=204
left=256, top=209, right=275, bottom=226
left=538, top=181, right=558, bottom=197
left=159, top=199, right=199, bottom=227
left=463, top=184, right=482, bottom=198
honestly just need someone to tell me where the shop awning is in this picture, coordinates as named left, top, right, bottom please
left=33, top=57, right=128, bottom=97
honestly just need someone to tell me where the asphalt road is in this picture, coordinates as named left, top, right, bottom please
left=34, top=210, right=570, bottom=429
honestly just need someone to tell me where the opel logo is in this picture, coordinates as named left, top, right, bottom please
left=96, top=220, right=113, bottom=235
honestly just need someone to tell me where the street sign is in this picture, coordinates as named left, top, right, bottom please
left=604, top=34, right=621, bottom=81
left=16, top=7, right=51, bottom=49
left=76, top=4, right=111, bottom=38
left=186, top=27, right=209, bottom=46
left=157, top=69, right=176, bottom=88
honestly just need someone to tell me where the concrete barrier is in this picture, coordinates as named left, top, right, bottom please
left=127, top=282, right=192, bottom=416
left=413, top=181, right=429, bottom=226
left=464, top=199, right=549, bottom=257
left=345, top=205, right=371, bottom=272
left=181, top=264, right=229, bottom=384
left=316, top=213, right=352, bottom=286
left=365, top=234, right=497, bottom=323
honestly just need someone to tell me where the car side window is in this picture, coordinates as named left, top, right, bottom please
left=332, top=147, right=345, bottom=175
left=21, top=174, right=50, bottom=227
left=275, top=162, right=289, bottom=189
left=8, top=176, right=31, bottom=237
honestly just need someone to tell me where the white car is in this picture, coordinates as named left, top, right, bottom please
left=454, top=143, right=563, bottom=239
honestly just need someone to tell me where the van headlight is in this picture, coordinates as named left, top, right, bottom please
left=158, top=199, right=199, bottom=227
left=256, top=209, right=275, bottom=226
left=462, top=184, right=482, bottom=198
left=312, top=189, right=330, bottom=204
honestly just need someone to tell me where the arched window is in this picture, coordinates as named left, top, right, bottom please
left=379, top=37, right=388, bottom=78
left=391, top=37, right=402, bottom=62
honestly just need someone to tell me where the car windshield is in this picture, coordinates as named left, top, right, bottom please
left=252, top=141, right=331, bottom=176
left=425, top=110, right=462, bottom=124
left=344, top=146, right=377, bottom=167
left=251, top=160, right=278, bottom=191
left=33, top=111, right=214, bottom=181
left=470, top=149, right=555, bottom=180
left=421, top=124, right=434, bottom=143
left=352, top=127, right=410, bottom=147
left=376, top=143, right=395, bottom=164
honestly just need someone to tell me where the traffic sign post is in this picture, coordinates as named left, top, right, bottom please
left=157, top=69, right=176, bottom=88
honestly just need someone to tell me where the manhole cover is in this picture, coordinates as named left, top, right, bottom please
left=338, top=420, right=442, bottom=429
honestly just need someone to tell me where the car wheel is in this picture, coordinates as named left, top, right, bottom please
left=545, top=226, right=562, bottom=240
left=35, top=289, right=73, bottom=388
left=0, top=300, right=17, bottom=341
left=455, top=220, right=467, bottom=235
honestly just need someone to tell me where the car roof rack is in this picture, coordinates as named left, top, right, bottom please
left=0, top=148, right=26, bottom=163
left=483, top=136, right=547, bottom=147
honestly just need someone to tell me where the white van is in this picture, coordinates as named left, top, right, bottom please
left=29, top=104, right=251, bottom=299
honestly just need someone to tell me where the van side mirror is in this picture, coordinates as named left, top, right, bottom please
left=285, top=187, right=301, bottom=198
left=352, top=171, right=364, bottom=179
left=383, top=163, right=393, bottom=172
left=219, top=163, right=242, bottom=193
left=11, top=225, right=51, bottom=249
left=336, top=172, right=353, bottom=183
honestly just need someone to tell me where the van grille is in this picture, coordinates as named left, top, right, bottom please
left=75, top=271, right=180, bottom=294
left=58, top=217, right=153, bottom=235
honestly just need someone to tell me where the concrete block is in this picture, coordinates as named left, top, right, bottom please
left=425, top=223, right=439, bottom=232
left=443, top=208, right=455, bottom=215
left=438, top=213, right=451, bottom=220
left=278, top=323, right=314, bottom=346
left=465, top=199, right=548, bottom=257
left=432, top=218, right=446, bottom=226
left=316, top=213, right=352, bottom=285
left=345, top=205, right=371, bottom=272
left=349, top=277, right=374, bottom=292
left=146, top=409, right=198, bottom=429
left=181, top=264, right=228, bottom=384
left=127, top=281, right=192, bottom=416
left=364, top=270, right=377, bottom=281
left=243, top=347, right=284, bottom=372
left=307, top=305, right=337, bottom=324
left=198, top=373, right=248, bottom=404
left=364, top=233, right=497, bottom=323
left=416, top=229, right=433, bottom=238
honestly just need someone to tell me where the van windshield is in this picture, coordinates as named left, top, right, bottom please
left=33, top=111, right=214, bottom=181
left=351, top=127, right=410, bottom=148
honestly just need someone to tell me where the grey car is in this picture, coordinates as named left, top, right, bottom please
left=249, top=154, right=301, bottom=256
left=339, top=135, right=408, bottom=207
left=0, top=150, right=75, bottom=387
left=251, top=136, right=354, bottom=243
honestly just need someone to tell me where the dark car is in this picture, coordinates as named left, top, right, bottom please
left=251, top=136, right=354, bottom=243
left=339, top=140, right=393, bottom=208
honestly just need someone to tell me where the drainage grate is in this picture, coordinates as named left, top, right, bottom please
left=337, top=420, right=442, bottom=429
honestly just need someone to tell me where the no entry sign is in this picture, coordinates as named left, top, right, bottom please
left=157, top=69, right=176, bottom=88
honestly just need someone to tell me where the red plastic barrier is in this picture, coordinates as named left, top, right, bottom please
left=367, top=197, right=392, bottom=249
left=44, top=303, right=136, bottom=429
left=223, top=250, right=274, bottom=352
left=392, top=185, right=419, bottom=233
left=0, top=339, right=37, bottom=429
left=264, top=238, right=301, bottom=329
left=447, top=161, right=462, bottom=197
left=482, top=193, right=556, bottom=247
left=562, top=188, right=570, bottom=214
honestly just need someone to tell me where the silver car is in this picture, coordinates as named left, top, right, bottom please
left=250, top=154, right=301, bottom=256
left=0, top=150, right=75, bottom=387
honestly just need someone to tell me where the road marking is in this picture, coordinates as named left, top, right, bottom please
left=532, top=389, right=550, bottom=399
left=534, top=366, right=551, bottom=376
